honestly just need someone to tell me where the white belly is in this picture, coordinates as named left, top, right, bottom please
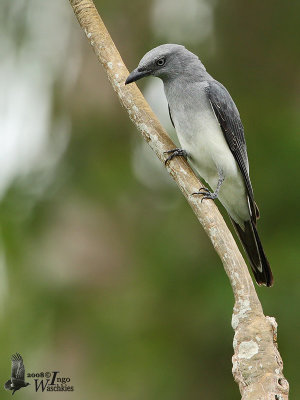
left=166, top=83, right=250, bottom=225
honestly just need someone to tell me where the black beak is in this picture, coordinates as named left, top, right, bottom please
left=125, top=68, right=151, bottom=85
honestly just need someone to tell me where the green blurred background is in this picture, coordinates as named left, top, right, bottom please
left=0, top=0, right=299, bottom=398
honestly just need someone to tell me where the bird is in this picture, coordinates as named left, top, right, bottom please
left=125, top=44, right=273, bottom=287
left=4, top=353, right=30, bottom=395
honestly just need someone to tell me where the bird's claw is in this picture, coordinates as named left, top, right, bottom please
left=164, top=148, right=187, bottom=165
left=192, top=187, right=210, bottom=194
left=200, top=193, right=218, bottom=203
left=192, top=187, right=218, bottom=202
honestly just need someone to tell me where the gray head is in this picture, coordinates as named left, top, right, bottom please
left=125, top=44, right=205, bottom=85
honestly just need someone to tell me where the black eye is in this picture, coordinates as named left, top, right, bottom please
left=156, top=57, right=165, bottom=67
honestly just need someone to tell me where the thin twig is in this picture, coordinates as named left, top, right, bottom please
left=69, top=1, right=289, bottom=398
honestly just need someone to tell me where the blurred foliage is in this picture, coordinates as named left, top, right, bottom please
left=0, top=0, right=299, bottom=399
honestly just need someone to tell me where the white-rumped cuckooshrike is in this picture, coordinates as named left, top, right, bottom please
left=125, top=44, right=273, bottom=287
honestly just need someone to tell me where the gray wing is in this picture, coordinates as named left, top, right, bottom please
left=11, top=353, right=25, bottom=381
left=205, top=80, right=259, bottom=223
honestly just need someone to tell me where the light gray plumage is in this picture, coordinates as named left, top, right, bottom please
left=125, top=44, right=273, bottom=287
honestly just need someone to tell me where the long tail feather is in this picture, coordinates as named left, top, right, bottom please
left=231, top=218, right=273, bottom=287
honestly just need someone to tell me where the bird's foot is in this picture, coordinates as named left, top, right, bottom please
left=192, top=187, right=218, bottom=203
left=164, top=148, right=187, bottom=165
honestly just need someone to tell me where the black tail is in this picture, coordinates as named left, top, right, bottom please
left=231, top=218, right=273, bottom=287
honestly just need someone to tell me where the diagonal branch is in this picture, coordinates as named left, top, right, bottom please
left=69, top=1, right=289, bottom=398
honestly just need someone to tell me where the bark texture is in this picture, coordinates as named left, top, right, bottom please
left=69, top=1, right=289, bottom=398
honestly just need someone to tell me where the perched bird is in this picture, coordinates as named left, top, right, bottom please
left=4, top=353, right=30, bottom=395
left=125, top=44, right=273, bottom=286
